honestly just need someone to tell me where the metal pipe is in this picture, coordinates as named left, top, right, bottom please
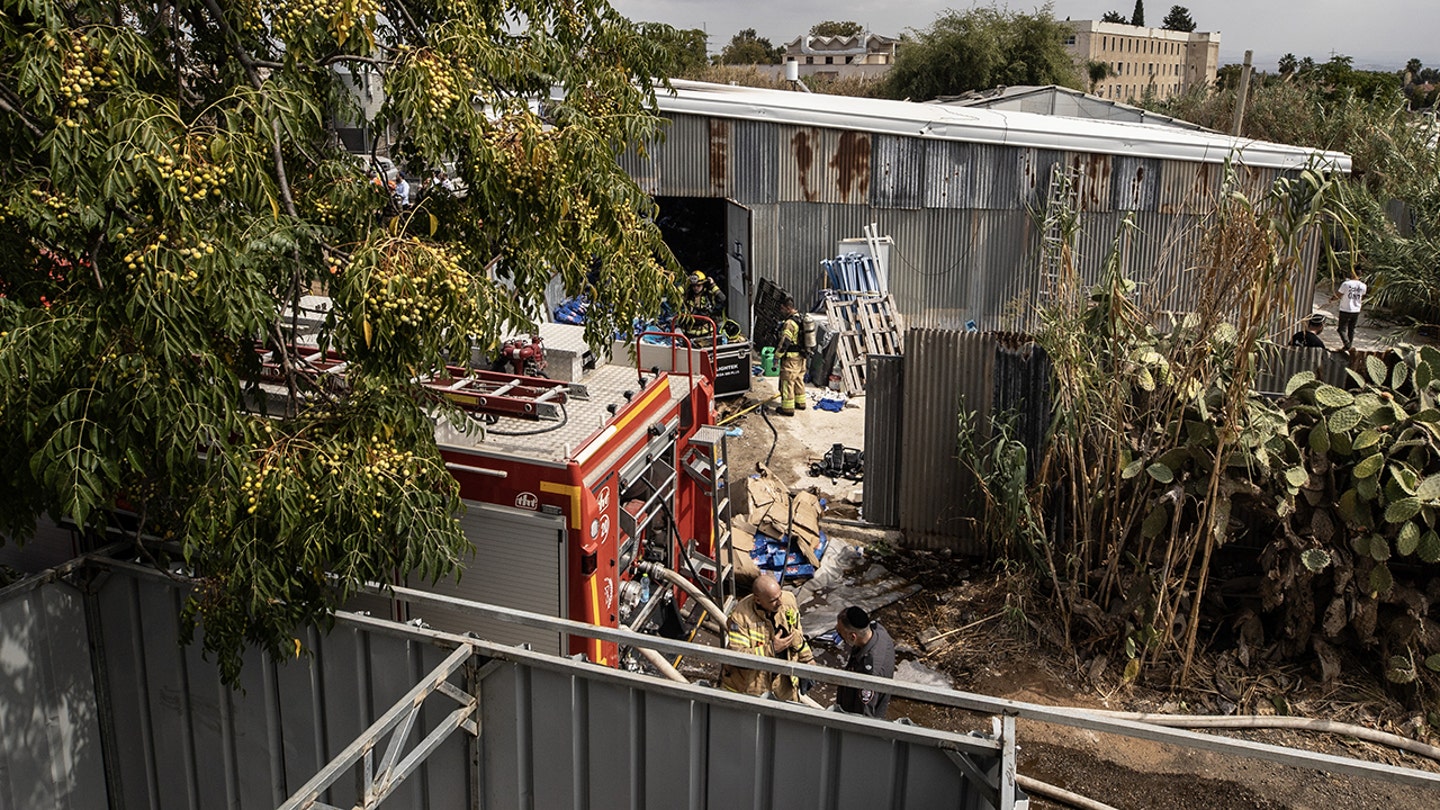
left=1083, top=710, right=1440, bottom=764
left=1015, top=774, right=1118, bottom=810
left=636, top=562, right=727, bottom=633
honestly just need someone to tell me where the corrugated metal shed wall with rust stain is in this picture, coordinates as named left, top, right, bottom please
left=775, top=126, right=873, bottom=206
left=625, top=111, right=1325, bottom=337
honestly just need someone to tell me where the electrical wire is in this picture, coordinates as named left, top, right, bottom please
left=758, top=404, right=778, bottom=467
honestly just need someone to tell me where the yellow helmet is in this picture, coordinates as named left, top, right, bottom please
left=688, top=271, right=705, bottom=284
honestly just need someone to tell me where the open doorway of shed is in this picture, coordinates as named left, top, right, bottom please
left=654, top=196, right=752, bottom=335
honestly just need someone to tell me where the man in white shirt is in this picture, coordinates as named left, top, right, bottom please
left=1328, top=271, right=1367, bottom=351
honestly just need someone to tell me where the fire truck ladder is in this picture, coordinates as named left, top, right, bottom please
left=255, top=346, right=583, bottom=422
left=682, top=425, right=736, bottom=614
left=418, top=365, right=583, bottom=421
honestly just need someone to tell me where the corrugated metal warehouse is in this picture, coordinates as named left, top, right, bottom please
left=622, top=80, right=1351, bottom=334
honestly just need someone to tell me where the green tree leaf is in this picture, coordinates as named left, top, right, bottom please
left=1366, top=355, right=1388, bottom=385
left=1353, top=452, right=1385, bottom=479
left=1315, top=384, right=1354, bottom=408
left=1418, top=530, right=1440, bottom=563
left=1369, top=534, right=1391, bottom=561
left=1328, top=406, right=1362, bottom=433
left=1369, top=563, right=1394, bottom=595
left=1146, top=462, right=1174, bottom=483
left=1397, top=521, right=1421, bottom=555
left=1385, top=497, right=1422, bottom=523
left=1417, top=473, right=1440, bottom=500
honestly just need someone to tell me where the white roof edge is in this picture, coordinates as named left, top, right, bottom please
left=657, top=80, right=1351, bottom=173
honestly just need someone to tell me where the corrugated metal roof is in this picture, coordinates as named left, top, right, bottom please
left=659, top=80, right=1352, bottom=173
left=932, top=85, right=1215, bottom=133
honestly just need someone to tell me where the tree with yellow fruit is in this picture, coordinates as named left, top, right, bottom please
left=0, top=0, right=683, bottom=684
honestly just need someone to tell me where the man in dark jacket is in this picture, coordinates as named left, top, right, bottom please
left=834, top=606, right=896, bottom=718
left=1290, top=313, right=1327, bottom=348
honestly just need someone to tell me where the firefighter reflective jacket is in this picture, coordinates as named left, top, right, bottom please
left=720, top=589, right=814, bottom=700
left=777, top=314, right=809, bottom=358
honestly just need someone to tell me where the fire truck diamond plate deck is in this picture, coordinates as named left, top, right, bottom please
left=433, top=363, right=693, bottom=465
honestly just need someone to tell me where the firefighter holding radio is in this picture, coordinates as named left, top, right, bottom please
left=720, top=574, right=814, bottom=700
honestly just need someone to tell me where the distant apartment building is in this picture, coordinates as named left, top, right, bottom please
left=780, top=32, right=900, bottom=81
left=1064, top=21, right=1220, bottom=102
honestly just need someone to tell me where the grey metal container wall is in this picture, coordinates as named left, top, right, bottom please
left=622, top=110, right=1319, bottom=336
left=0, top=576, right=108, bottom=810
left=863, top=354, right=905, bottom=527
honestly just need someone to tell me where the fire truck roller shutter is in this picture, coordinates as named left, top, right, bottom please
left=406, top=501, right=568, bottom=654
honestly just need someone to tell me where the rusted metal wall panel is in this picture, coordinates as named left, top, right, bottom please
left=732, top=119, right=777, bottom=204
left=1158, top=158, right=1214, bottom=214
left=1018, top=148, right=1064, bottom=211
left=863, top=354, right=904, bottom=527
left=1112, top=156, right=1162, bottom=212
left=898, top=328, right=991, bottom=552
left=777, top=125, right=830, bottom=204
left=872, top=134, right=925, bottom=209
left=634, top=114, right=1329, bottom=348
left=922, top=140, right=972, bottom=209
left=617, top=140, right=660, bottom=196
left=972, top=144, right=1023, bottom=210
left=833, top=130, right=873, bottom=206
left=652, top=114, right=711, bottom=197
left=1069, top=152, right=1113, bottom=212
left=707, top=117, right=731, bottom=197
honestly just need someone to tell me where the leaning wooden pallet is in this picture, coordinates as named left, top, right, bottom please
left=823, top=297, right=869, bottom=394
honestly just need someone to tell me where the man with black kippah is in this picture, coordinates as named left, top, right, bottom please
left=834, top=606, right=896, bottom=718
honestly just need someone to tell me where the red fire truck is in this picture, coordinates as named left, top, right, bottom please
left=323, top=323, right=738, bottom=668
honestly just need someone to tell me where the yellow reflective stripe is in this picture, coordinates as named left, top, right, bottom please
left=539, top=481, right=582, bottom=529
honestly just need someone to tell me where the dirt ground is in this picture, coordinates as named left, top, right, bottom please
left=715, top=373, right=1440, bottom=810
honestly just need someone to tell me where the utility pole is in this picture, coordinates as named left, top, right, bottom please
left=1230, top=49, right=1253, bottom=137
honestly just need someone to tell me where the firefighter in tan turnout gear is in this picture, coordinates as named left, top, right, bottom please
left=775, top=296, right=812, bottom=416
left=720, top=574, right=814, bottom=700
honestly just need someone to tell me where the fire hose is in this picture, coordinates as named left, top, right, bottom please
left=635, top=561, right=728, bottom=635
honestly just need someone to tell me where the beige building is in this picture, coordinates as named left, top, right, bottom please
left=779, top=32, right=900, bottom=81
left=1064, top=21, right=1220, bottom=102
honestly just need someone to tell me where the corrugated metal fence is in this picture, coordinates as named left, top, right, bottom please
left=1, top=559, right=1007, bottom=810
left=877, top=329, right=1364, bottom=550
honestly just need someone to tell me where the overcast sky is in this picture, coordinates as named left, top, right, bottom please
left=608, top=1, right=1437, bottom=71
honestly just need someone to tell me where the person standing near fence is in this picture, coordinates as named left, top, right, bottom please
left=1329, top=271, right=1368, bottom=352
